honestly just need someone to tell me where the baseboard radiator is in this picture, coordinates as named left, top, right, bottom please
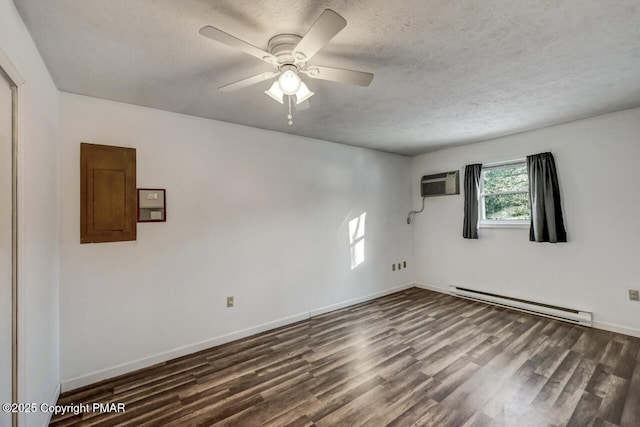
left=449, top=286, right=592, bottom=327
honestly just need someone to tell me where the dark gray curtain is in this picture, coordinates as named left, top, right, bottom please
left=527, top=152, right=567, bottom=243
left=463, top=164, right=482, bottom=239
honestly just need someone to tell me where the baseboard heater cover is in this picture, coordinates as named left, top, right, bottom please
left=449, top=286, right=592, bottom=327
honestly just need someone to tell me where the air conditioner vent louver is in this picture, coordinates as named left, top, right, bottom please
left=421, top=171, right=459, bottom=197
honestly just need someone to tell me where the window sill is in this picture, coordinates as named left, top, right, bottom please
left=479, top=221, right=530, bottom=229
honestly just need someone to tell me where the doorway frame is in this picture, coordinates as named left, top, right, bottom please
left=0, top=47, right=24, bottom=427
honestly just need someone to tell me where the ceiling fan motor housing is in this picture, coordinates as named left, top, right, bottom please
left=268, top=34, right=303, bottom=67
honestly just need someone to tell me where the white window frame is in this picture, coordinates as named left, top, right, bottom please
left=479, top=160, right=530, bottom=229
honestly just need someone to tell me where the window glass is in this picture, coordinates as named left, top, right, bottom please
left=482, top=165, right=529, bottom=193
left=480, top=162, right=530, bottom=223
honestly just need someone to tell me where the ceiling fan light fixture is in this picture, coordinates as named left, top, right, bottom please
left=295, top=82, right=314, bottom=104
left=265, top=81, right=285, bottom=104
left=278, top=67, right=301, bottom=94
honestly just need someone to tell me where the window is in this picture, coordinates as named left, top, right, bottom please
left=480, top=161, right=530, bottom=227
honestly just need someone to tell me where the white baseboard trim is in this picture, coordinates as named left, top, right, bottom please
left=61, top=283, right=415, bottom=393
left=593, top=320, right=640, bottom=338
left=415, top=282, right=640, bottom=338
left=414, top=282, right=450, bottom=294
left=41, top=382, right=61, bottom=427
left=309, top=283, right=415, bottom=317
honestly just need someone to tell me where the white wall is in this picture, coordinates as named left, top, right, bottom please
left=0, top=0, right=61, bottom=426
left=411, top=107, right=640, bottom=336
left=58, top=93, right=414, bottom=389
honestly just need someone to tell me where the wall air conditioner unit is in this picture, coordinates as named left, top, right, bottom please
left=421, top=170, right=459, bottom=197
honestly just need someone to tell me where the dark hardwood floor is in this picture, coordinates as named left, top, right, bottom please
left=51, top=287, right=640, bottom=426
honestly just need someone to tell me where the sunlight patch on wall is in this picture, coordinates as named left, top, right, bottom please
left=349, top=212, right=366, bottom=270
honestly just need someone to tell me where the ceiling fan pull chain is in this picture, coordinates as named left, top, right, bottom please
left=288, top=95, right=293, bottom=126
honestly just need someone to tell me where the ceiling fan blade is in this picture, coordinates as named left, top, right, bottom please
left=200, top=26, right=277, bottom=64
left=296, top=100, right=311, bottom=111
left=218, top=71, right=280, bottom=92
left=305, top=66, right=374, bottom=87
left=293, top=9, right=347, bottom=62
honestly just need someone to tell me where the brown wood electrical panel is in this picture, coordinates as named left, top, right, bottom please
left=81, top=143, right=136, bottom=243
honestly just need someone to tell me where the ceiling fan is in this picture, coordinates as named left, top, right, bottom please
left=199, top=9, right=374, bottom=125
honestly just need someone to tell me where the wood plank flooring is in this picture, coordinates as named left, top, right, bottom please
left=50, top=288, right=640, bottom=426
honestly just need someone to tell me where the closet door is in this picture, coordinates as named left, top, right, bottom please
left=0, top=74, right=12, bottom=426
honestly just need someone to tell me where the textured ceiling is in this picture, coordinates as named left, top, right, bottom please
left=13, top=0, right=640, bottom=155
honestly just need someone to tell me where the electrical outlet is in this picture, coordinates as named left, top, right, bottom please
left=392, top=264, right=396, bottom=271
left=403, top=261, right=407, bottom=268
left=398, top=263, right=402, bottom=270
left=226, top=296, right=234, bottom=307
left=630, top=290, right=640, bottom=301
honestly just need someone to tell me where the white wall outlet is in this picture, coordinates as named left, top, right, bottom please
left=226, top=296, right=234, bottom=307
left=629, top=290, right=639, bottom=301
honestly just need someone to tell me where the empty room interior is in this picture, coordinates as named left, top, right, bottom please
left=1, top=0, right=640, bottom=426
